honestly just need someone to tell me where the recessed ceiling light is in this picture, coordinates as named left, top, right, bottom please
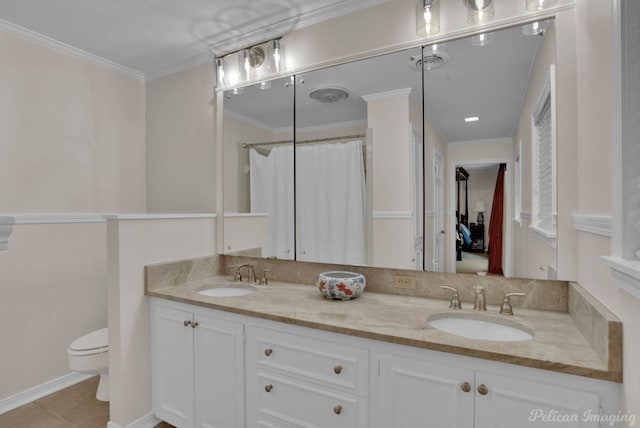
left=464, top=116, right=480, bottom=122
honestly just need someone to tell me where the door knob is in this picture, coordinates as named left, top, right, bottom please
left=183, top=320, right=191, bottom=327
left=264, top=384, right=273, bottom=392
left=333, top=365, right=343, bottom=375
left=333, top=405, right=342, bottom=415
left=264, top=348, right=273, bottom=356
left=460, top=381, right=471, bottom=393
left=191, top=321, right=199, bottom=328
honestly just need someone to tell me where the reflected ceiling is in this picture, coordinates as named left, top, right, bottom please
left=225, top=25, right=542, bottom=143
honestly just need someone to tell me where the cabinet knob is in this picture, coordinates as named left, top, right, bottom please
left=333, top=365, right=343, bottom=375
left=264, top=384, right=273, bottom=393
left=183, top=320, right=191, bottom=327
left=264, top=348, right=273, bottom=356
left=191, top=321, right=199, bottom=328
left=333, top=405, right=342, bottom=415
left=477, top=384, right=489, bottom=395
left=460, top=381, right=471, bottom=393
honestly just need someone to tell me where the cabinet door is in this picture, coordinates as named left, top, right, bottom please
left=194, top=312, right=245, bottom=428
left=378, top=353, right=474, bottom=428
left=151, top=303, right=195, bottom=428
left=474, top=371, right=601, bottom=428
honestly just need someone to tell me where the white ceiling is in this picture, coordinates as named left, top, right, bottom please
left=0, top=0, right=386, bottom=79
left=225, top=23, right=550, bottom=144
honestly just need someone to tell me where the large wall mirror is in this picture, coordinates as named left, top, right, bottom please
left=222, top=18, right=560, bottom=280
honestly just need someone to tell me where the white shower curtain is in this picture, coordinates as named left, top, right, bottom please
left=296, top=140, right=366, bottom=265
left=249, top=146, right=294, bottom=259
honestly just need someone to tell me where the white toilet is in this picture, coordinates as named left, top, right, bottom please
left=67, top=327, right=109, bottom=401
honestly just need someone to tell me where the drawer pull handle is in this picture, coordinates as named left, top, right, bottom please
left=191, top=321, right=199, bottom=328
left=333, top=365, right=343, bottom=375
left=264, top=348, right=273, bottom=356
left=477, top=384, right=489, bottom=395
left=460, top=381, right=471, bottom=393
left=264, top=384, right=273, bottom=393
left=183, top=320, right=191, bottom=327
left=333, top=405, right=342, bottom=415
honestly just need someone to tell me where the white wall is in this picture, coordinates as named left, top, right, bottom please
left=0, top=222, right=107, bottom=400
left=0, top=32, right=145, bottom=212
left=0, top=28, right=145, bottom=405
left=365, top=90, right=414, bottom=269
left=107, top=217, right=215, bottom=427
left=574, top=0, right=640, bottom=418
left=146, top=63, right=216, bottom=213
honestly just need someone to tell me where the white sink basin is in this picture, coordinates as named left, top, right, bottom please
left=197, top=284, right=256, bottom=297
left=428, top=314, right=533, bottom=341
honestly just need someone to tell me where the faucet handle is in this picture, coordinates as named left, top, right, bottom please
left=233, top=266, right=242, bottom=282
left=500, top=292, right=526, bottom=316
left=440, top=286, right=462, bottom=310
left=261, top=269, right=272, bottom=285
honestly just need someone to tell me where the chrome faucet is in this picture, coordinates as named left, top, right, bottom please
left=473, top=285, right=486, bottom=311
left=499, top=292, right=526, bottom=315
left=440, top=286, right=462, bottom=310
left=234, top=264, right=256, bottom=283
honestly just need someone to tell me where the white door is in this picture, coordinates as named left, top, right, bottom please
left=378, top=353, right=474, bottom=428
left=151, top=302, right=195, bottom=428
left=194, top=313, right=245, bottom=428
left=433, top=150, right=444, bottom=272
left=411, top=127, right=424, bottom=270
left=474, top=371, right=601, bottom=428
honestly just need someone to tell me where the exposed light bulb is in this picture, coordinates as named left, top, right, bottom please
left=424, top=5, right=433, bottom=34
left=416, top=0, right=439, bottom=37
left=215, top=58, right=225, bottom=87
left=272, top=39, right=282, bottom=73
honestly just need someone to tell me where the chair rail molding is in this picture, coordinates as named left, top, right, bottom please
left=605, top=0, right=640, bottom=300
left=0, top=216, right=15, bottom=251
left=573, top=214, right=612, bottom=237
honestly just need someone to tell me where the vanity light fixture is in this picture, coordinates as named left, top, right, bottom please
left=525, top=0, right=556, bottom=11
left=471, top=32, right=494, bottom=46
left=465, top=116, right=480, bottom=122
left=214, top=37, right=285, bottom=89
left=466, top=0, right=494, bottom=25
left=416, top=0, right=440, bottom=37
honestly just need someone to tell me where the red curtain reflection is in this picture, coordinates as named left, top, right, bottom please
left=488, top=164, right=506, bottom=275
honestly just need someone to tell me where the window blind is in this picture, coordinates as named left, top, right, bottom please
left=536, top=95, right=554, bottom=231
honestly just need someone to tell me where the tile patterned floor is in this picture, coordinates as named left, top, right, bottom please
left=0, top=377, right=174, bottom=428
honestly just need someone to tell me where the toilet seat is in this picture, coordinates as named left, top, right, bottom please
left=68, top=328, right=108, bottom=356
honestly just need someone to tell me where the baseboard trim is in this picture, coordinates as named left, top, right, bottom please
left=107, top=412, right=162, bottom=428
left=0, top=372, right=92, bottom=415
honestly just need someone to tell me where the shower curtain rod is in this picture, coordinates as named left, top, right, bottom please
left=241, top=133, right=366, bottom=148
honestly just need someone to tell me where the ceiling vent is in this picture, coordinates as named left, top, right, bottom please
left=309, top=87, right=349, bottom=103
left=411, top=51, right=450, bottom=71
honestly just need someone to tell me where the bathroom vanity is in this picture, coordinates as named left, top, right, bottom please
left=147, top=259, right=622, bottom=428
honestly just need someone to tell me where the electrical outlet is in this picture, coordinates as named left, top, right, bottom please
left=394, top=275, right=417, bottom=290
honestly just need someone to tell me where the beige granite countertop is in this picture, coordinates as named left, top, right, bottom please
left=146, top=275, right=622, bottom=383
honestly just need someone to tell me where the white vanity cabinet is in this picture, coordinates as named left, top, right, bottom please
left=376, top=348, right=613, bottom=428
left=245, top=324, right=370, bottom=428
left=150, top=298, right=245, bottom=428
left=150, top=298, right=621, bottom=428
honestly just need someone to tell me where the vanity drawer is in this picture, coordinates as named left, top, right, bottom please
left=247, top=370, right=367, bottom=428
left=246, top=325, right=369, bottom=395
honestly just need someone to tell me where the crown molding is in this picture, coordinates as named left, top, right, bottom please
left=0, top=18, right=144, bottom=81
